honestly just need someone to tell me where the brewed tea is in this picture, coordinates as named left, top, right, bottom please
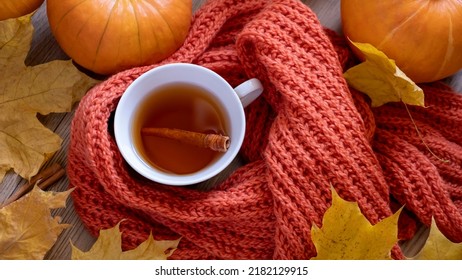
left=132, top=83, right=228, bottom=175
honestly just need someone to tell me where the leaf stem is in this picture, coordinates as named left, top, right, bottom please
left=403, top=102, right=449, bottom=164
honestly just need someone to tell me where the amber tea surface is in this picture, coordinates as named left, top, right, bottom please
left=133, top=83, right=228, bottom=175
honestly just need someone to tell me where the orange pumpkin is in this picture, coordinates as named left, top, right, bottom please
left=0, top=0, right=45, bottom=20
left=47, top=0, right=192, bottom=75
left=341, top=0, right=462, bottom=83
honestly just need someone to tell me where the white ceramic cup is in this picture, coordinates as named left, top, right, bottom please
left=114, top=63, right=263, bottom=186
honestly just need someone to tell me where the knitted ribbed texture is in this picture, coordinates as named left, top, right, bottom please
left=67, top=0, right=462, bottom=259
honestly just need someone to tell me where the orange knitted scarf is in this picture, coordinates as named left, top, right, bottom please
left=67, top=0, right=462, bottom=259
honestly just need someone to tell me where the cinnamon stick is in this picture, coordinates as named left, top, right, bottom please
left=141, top=127, right=230, bottom=152
left=1, top=163, right=66, bottom=208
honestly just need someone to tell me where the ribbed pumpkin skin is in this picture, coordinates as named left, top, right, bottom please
left=47, top=0, right=192, bottom=75
left=341, top=0, right=462, bottom=83
left=0, top=0, right=45, bottom=20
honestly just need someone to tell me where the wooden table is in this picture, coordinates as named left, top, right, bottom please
left=1, top=0, right=461, bottom=260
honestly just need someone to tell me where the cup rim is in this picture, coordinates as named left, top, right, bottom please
left=114, top=63, right=246, bottom=186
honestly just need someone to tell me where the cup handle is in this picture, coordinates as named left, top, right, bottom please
left=233, top=78, right=264, bottom=108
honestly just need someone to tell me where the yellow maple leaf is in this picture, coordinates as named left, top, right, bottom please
left=311, top=188, right=401, bottom=260
left=71, top=222, right=181, bottom=260
left=0, top=186, right=72, bottom=259
left=0, top=14, right=98, bottom=183
left=411, top=219, right=462, bottom=260
left=344, top=40, right=424, bottom=107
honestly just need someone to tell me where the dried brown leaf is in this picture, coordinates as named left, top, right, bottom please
left=0, top=14, right=97, bottom=183
left=0, top=186, right=72, bottom=259
left=72, top=222, right=180, bottom=260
